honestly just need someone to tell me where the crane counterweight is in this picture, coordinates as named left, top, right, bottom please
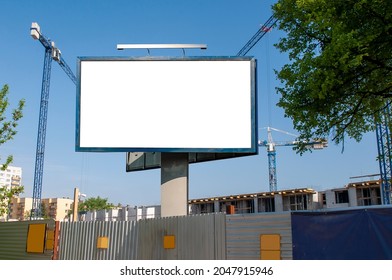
left=30, top=22, right=40, bottom=40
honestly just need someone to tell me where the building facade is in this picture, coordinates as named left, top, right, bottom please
left=189, top=188, right=317, bottom=215
left=79, top=179, right=385, bottom=220
left=4, top=179, right=385, bottom=222
left=8, top=197, right=33, bottom=221
left=190, top=179, right=384, bottom=215
left=83, top=205, right=161, bottom=221
left=42, top=198, right=73, bottom=221
left=0, top=165, right=22, bottom=189
left=0, top=166, right=23, bottom=220
left=9, top=197, right=73, bottom=221
left=318, top=179, right=382, bottom=209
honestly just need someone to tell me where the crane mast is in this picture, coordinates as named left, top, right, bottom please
left=376, top=105, right=392, bottom=204
left=266, top=127, right=277, bottom=192
left=30, top=23, right=76, bottom=219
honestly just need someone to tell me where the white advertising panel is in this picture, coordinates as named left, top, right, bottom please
left=76, top=57, right=257, bottom=152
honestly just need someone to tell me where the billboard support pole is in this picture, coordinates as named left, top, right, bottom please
left=72, top=187, right=79, bottom=222
left=161, top=153, right=189, bottom=217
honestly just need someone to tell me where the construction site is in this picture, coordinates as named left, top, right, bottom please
left=0, top=1, right=391, bottom=263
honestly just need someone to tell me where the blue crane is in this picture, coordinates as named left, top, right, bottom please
left=237, top=16, right=280, bottom=192
left=30, top=22, right=76, bottom=219
left=376, top=106, right=392, bottom=204
left=237, top=15, right=277, bottom=56
left=258, top=127, right=327, bottom=192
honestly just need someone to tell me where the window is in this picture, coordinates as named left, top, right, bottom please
left=199, top=202, right=214, bottom=213
left=375, top=188, right=381, bottom=204
left=357, top=188, right=372, bottom=206
left=335, top=190, right=349, bottom=204
left=266, top=198, right=275, bottom=212
left=322, top=193, right=326, bottom=205
left=219, top=202, right=226, bottom=212
left=234, top=199, right=254, bottom=214
left=258, top=197, right=275, bottom=212
left=289, top=194, right=308, bottom=211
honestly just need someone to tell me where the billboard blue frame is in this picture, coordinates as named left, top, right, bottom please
left=75, top=56, right=258, bottom=153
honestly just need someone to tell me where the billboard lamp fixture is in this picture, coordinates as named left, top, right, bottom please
left=116, top=44, right=207, bottom=56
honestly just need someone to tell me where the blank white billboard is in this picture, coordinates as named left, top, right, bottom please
left=76, top=57, right=257, bottom=152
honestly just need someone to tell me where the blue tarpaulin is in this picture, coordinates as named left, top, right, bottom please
left=291, top=207, right=392, bottom=259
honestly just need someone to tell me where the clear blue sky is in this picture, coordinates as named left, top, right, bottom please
left=0, top=0, right=379, bottom=206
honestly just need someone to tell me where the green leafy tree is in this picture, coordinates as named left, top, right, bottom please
left=0, top=84, right=25, bottom=217
left=272, top=0, right=392, bottom=152
left=24, top=210, right=31, bottom=220
left=78, top=196, right=114, bottom=212
left=40, top=201, right=49, bottom=219
left=0, top=84, right=25, bottom=167
left=0, top=185, right=24, bottom=218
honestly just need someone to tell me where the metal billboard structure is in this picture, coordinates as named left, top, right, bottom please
left=77, top=55, right=258, bottom=217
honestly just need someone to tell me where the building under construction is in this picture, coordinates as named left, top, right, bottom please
left=189, top=179, right=383, bottom=215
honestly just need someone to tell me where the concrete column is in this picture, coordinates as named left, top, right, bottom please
left=274, top=194, right=283, bottom=212
left=253, top=197, right=258, bottom=213
left=214, top=200, right=220, bottom=213
left=326, top=190, right=336, bottom=208
left=348, top=187, right=358, bottom=207
left=161, top=153, right=189, bottom=217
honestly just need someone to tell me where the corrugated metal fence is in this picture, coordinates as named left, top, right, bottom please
left=137, top=212, right=225, bottom=259
left=226, top=212, right=292, bottom=260
left=0, top=212, right=293, bottom=260
left=58, top=213, right=226, bottom=260
left=0, top=219, right=55, bottom=260
left=3, top=208, right=391, bottom=260
left=59, top=220, right=138, bottom=260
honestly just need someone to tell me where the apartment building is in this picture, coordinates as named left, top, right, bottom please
left=9, top=197, right=73, bottom=221
left=0, top=165, right=22, bottom=189
left=0, top=166, right=23, bottom=220
left=43, top=198, right=73, bottom=221
left=8, top=197, right=33, bottom=220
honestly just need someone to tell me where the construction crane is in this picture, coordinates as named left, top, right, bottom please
left=30, top=22, right=76, bottom=219
left=237, top=15, right=277, bottom=56
left=258, top=127, right=327, bottom=192
left=376, top=106, right=392, bottom=204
